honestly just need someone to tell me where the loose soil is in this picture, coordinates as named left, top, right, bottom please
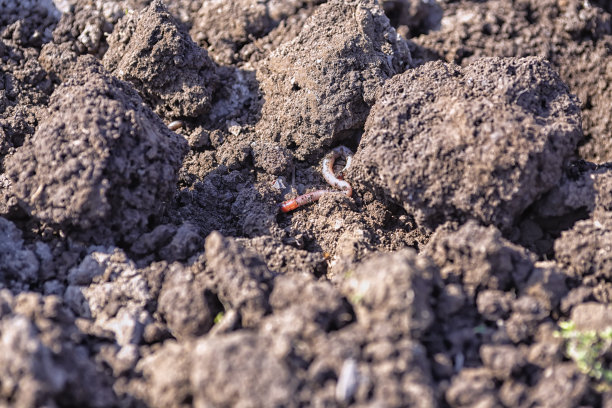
left=1, top=0, right=612, bottom=407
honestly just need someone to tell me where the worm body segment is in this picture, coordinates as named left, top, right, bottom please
left=322, top=145, right=353, bottom=197
left=280, top=146, right=354, bottom=213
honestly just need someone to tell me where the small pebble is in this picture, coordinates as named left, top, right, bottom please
left=168, top=120, right=184, bottom=131
left=272, top=177, right=287, bottom=191
left=336, top=358, right=359, bottom=403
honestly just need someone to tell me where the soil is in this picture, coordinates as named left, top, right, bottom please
left=1, top=0, right=612, bottom=407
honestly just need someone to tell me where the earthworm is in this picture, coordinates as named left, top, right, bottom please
left=168, top=120, right=184, bottom=131
left=280, top=145, right=353, bottom=213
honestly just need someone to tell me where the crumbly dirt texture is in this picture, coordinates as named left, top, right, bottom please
left=2, top=0, right=612, bottom=407
left=351, top=56, right=581, bottom=231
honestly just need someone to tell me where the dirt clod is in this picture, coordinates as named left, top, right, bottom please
left=103, top=0, right=219, bottom=119
left=256, top=0, right=411, bottom=159
left=5, top=56, right=187, bottom=245
left=352, top=57, right=582, bottom=231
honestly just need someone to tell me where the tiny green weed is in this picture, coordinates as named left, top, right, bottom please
left=214, top=311, right=224, bottom=325
left=555, top=320, right=612, bottom=391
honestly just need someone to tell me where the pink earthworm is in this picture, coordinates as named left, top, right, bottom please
left=280, top=145, right=353, bottom=213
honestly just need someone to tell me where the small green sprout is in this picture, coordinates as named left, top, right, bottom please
left=349, top=293, right=364, bottom=305
left=555, top=320, right=612, bottom=391
left=214, top=311, right=224, bottom=324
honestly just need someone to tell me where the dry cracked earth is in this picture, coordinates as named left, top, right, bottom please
left=1, top=0, right=612, bottom=406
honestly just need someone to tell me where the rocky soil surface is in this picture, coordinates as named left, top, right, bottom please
left=1, top=0, right=612, bottom=406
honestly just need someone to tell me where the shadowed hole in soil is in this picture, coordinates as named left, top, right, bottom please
left=204, top=289, right=225, bottom=325
left=510, top=159, right=606, bottom=258
left=321, top=297, right=356, bottom=332
left=512, top=205, right=590, bottom=259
